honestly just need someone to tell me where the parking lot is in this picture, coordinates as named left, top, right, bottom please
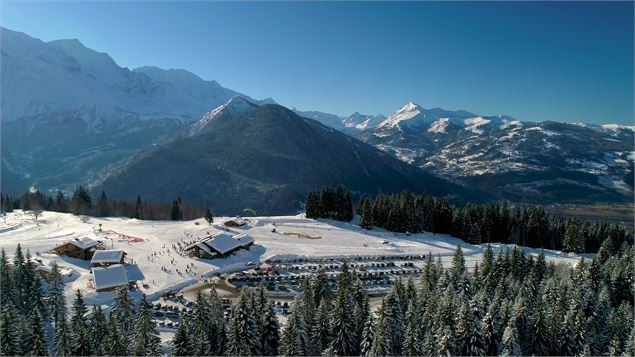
left=228, top=254, right=426, bottom=295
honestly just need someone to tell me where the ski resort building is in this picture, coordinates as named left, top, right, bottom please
left=185, top=233, right=255, bottom=259
left=91, top=249, right=126, bottom=267
left=223, top=218, right=247, bottom=227
left=51, top=236, right=101, bottom=260
left=91, top=264, right=129, bottom=292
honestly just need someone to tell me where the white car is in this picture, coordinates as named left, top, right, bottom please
left=245, top=261, right=257, bottom=266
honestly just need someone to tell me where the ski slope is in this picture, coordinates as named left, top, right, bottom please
left=0, top=210, right=589, bottom=307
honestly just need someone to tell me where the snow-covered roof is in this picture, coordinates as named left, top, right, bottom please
left=92, top=264, right=128, bottom=290
left=91, top=250, right=124, bottom=264
left=224, top=218, right=247, bottom=226
left=70, top=236, right=99, bottom=250
left=195, top=242, right=214, bottom=256
left=206, top=233, right=242, bottom=254
left=235, top=234, right=254, bottom=247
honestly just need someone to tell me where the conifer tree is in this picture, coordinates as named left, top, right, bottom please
left=132, top=294, right=161, bottom=356
left=280, top=301, right=307, bottom=356
left=171, top=318, right=190, bottom=357
left=0, top=304, right=22, bottom=356
left=261, top=301, right=280, bottom=356
left=70, top=290, right=92, bottom=356
left=500, top=322, right=522, bottom=357
left=100, top=313, right=127, bottom=356
left=330, top=273, right=357, bottom=356
left=48, top=263, right=66, bottom=326
left=89, top=305, right=107, bottom=353
left=53, top=317, right=73, bottom=356
left=111, top=286, right=136, bottom=346
left=25, top=308, right=48, bottom=356
left=360, top=314, right=375, bottom=357
left=0, top=249, right=13, bottom=307
left=204, top=208, right=214, bottom=224
left=227, top=289, right=260, bottom=356
left=360, top=197, right=373, bottom=230
left=311, top=299, right=332, bottom=355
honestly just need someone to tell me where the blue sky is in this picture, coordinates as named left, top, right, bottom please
left=2, top=1, right=633, bottom=124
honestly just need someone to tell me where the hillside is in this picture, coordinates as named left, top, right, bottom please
left=96, top=104, right=482, bottom=215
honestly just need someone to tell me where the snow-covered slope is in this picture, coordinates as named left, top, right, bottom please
left=356, top=102, right=634, bottom=204
left=188, top=96, right=259, bottom=136
left=0, top=27, right=271, bottom=193
left=0, top=210, right=589, bottom=307
left=0, top=27, right=265, bottom=123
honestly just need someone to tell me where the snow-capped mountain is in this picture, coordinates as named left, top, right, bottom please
left=0, top=27, right=270, bottom=193
left=292, top=108, right=385, bottom=134
left=0, top=27, right=268, bottom=123
left=350, top=102, right=634, bottom=205
left=188, top=96, right=259, bottom=136
left=293, top=101, right=633, bottom=205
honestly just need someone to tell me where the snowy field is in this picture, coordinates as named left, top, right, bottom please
left=0, top=210, right=590, bottom=309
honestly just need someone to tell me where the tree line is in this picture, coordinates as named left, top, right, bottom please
left=0, top=187, right=204, bottom=221
left=1, top=241, right=633, bottom=356
left=357, top=191, right=631, bottom=254
left=305, top=186, right=353, bottom=221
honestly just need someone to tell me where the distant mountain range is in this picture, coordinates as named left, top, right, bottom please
left=302, top=102, right=634, bottom=205
left=2, top=27, right=633, bottom=212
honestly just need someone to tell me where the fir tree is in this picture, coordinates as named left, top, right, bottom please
left=0, top=304, right=22, bottom=356
left=132, top=294, right=161, bottom=356
left=111, top=286, right=136, bottom=346
left=171, top=318, right=190, bottom=357
left=48, top=263, right=66, bottom=326
left=311, top=299, right=332, bottom=355
left=360, top=197, right=374, bottom=230
left=360, top=314, right=375, bottom=357
left=204, top=208, right=214, bottom=224
left=53, top=317, right=73, bottom=356
left=70, top=290, right=92, bottom=356
left=261, top=302, right=280, bottom=356
left=25, top=308, right=48, bottom=356
left=280, top=301, right=307, bottom=356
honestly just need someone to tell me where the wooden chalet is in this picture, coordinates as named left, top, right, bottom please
left=51, top=236, right=100, bottom=260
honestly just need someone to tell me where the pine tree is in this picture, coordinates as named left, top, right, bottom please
left=279, top=301, right=307, bottom=356
left=88, top=305, right=107, bottom=353
left=360, top=197, right=374, bottom=230
left=261, top=302, right=280, bottom=356
left=311, top=299, right=332, bottom=355
left=204, top=208, right=214, bottom=224
left=25, top=308, right=48, bottom=356
left=330, top=277, right=357, bottom=356
left=171, top=318, right=190, bottom=357
left=48, top=263, right=66, bottom=326
left=111, top=286, right=136, bottom=347
left=0, top=304, right=22, bottom=356
left=500, top=322, right=522, bottom=357
left=227, top=289, right=260, bottom=356
left=402, top=300, right=423, bottom=356
left=53, top=317, right=73, bottom=356
left=132, top=294, right=161, bottom=356
left=100, top=313, right=127, bottom=356
left=70, top=290, right=92, bottom=356
left=563, top=223, right=584, bottom=253
left=0, top=249, right=13, bottom=307
left=360, top=314, right=375, bottom=357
